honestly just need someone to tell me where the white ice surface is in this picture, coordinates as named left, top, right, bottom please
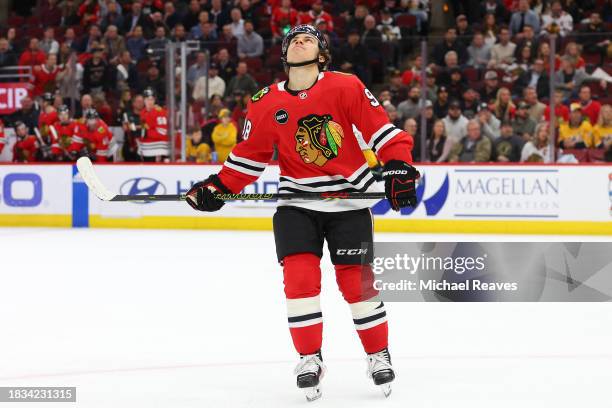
left=0, top=228, right=610, bottom=407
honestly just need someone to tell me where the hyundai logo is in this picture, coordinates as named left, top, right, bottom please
left=119, top=177, right=167, bottom=204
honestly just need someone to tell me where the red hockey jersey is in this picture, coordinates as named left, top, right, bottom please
left=39, top=109, right=58, bottom=141
left=13, top=135, right=38, bottom=162
left=217, top=71, right=413, bottom=212
left=50, top=119, right=80, bottom=157
left=139, top=106, right=169, bottom=157
left=74, top=119, right=112, bottom=162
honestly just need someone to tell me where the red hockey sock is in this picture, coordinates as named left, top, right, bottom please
left=283, top=253, right=323, bottom=355
left=335, top=264, right=389, bottom=354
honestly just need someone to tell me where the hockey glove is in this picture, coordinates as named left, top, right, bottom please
left=382, top=160, right=420, bottom=211
left=186, top=174, right=231, bottom=212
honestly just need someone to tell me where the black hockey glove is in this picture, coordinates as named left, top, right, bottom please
left=382, top=160, right=420, bottom=211
left=185, top=174, right=231, bottom=212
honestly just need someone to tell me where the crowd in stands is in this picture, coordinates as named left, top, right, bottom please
left=0, top=0, right=611, bottom=164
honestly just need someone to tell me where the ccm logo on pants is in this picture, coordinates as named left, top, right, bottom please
left=336, top=249, right=368, bottom=255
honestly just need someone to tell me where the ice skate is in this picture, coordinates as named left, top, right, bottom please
left=294, top=351, right=326, bottom=402
left=366, top=348, right=395, bottom=397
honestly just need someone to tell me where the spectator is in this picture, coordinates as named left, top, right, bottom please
left=193, top=63, right=226, bottom=103
left=198, top=22, right=219, bottom=54
left=467, top=32, right=491, bottom=69
left=182, top=0, right=202, bottom=32
left=40, top=0, right=63, bottom=27
left=479, top=70, right=500, bottom=104
left=416, top=100, right=436, bottom=147
left=171, top=24, right=187, bottom=43
left=544, top=89, right=570, bottom=125
left=186, top=52, right=207, bottom=93
left=101, top=0, right=124, bottom=32
left=482, top=13, right=499, bottom=47
left=509, top=0, right=541, bottom=36
left=216, top=48, right=236, bottom=83
left=542, top=0, right=573, bottom=37
left=102, top=25, right=126, bottom=63
left=60, top=0, right=80, bottom=27
left=578, top=12, right=609, bottom=65
left=446, top=68, right=467, bottom=101
left=211, top=108, right=237, bottom=163
left=139, top=64, right=165, bottom=101
left=461, top=88, right=480, bottom=119
left=299, top=0, right=334, bottom=31
left=492, top=87, right=516, bottom=122
left=387, top=70, right=408, bottom=106
left=448, top=119, right=492, bottom=162
left=19, top=38, right=47, bottom=74
left=77, top=24, right=103, bottom=54
left=400, top=55, right=423, bottom=86
left=123, top=1, right=154, bottom=38
left=361, top=15, right=384, bottom=73
left=423, top=68, right=438, bottom=102
left=271, top=0, right=299, bottom=41
left=443, top=100, right=469, bottom=144
left=346, top=4, right=369, bottom=34
left=437, top=51, right=460, bottom=85
left=126, top=25, right=146, bottom=62
left=558, top=103, right=593, bottom=148
left=514, top=24, right=541, bottom=61
left=515, top=58, right=549, bottom=99
left=407, top=0, right=430, bottom=34
left=115, top=50, right=138, bottom=92
left=377, top=8, right=401, bottom=43
left=455, top=15, right=474, bottom=46
left=0, top=38, right=18, bottom=78
left=433, top=86, right=450, bottom=119
left=225, top=61, right=258, bottom=98
left=488, top=26, right=516, bottom=69
left=209, top=0, right=231, bottom=30
left=82, top=47, right=109, bottom=97
left=56, top=52, right=82, bottom=108
left=384, top=104, right=402, bottom=128
left=40, top=27, right=60, bottom=56
left=238, top=0, right=256, bottom=28
left=482, top=0, right=510, bottom=22
left=432, top=28, right=468, bottom=67
left=397, top=85, right=423, bottom=120
left=148, top=26, right=169, bottom=62
left=63, top=27, right=79, bottom=52
left=428, top=119, right=454, bottom=162
left=523, top=86, right=546, bottom=122
left=229, top=8, right=245, bottom=38
left=521, top=122, right=554, bottom=162
left=553, top=57, right=591, bottom=100
left=563, top=41, right=585, bottom=70
left=537, top=42, right=560, bottom=73
left=593, top=104, right=612, bottom=149
left=494, top=120, right=525, bottom=162
left=337, top=30, right=369, bottom=84
left=577, top=85, right=601, bottom=125
left=514, top=44, right=534, bottom=77
left=513, top=101, right=537, bottom=140
left=32, top=53, right=61, bottom=98
left=163, top=1, right=181, bottom=30
left=78, top=0, right=100, bottom=27
left=186, top=128, right=212, bottom=163
left=237, top=20, right=263, bottom=58
left=476, top=102, right=501, bottom=140
left=8, top=96, right=40, bottom=130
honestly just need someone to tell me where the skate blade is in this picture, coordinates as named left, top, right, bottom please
left=380, top=383, right=392, bottom=398
left=303, top=386, right=322, bottom=402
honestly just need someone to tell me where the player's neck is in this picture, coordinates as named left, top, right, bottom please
left=287, top=65, right=320, bottom=92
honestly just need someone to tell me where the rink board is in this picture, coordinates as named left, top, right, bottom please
left=0, top=163, right=611, bottom=234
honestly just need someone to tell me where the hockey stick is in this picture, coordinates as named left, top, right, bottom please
left=76, top=157, right=386, bottom=202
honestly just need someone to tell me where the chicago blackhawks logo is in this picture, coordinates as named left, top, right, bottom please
left=251, top=87, right=270, bottom=103
left=295, top=114, right=344, bottom=167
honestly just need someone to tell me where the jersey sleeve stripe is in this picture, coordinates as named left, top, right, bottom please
left=228, top=153, right=267, bottom=170
left=72, top=135, right=84, bottom=143
left=371, top=127, right=402, bottom=153
left=368, top=124, right=394, bottom=147
left=224, top=159, right=265, bottom=177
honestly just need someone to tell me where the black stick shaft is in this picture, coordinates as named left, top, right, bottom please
left=109, top=192, right=386, bottom=202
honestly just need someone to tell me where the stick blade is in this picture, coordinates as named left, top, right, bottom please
left=76, top=157, right=117, bottom=201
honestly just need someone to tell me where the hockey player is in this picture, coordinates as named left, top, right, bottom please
left=50, top=105, right=81, bottom=160
left=71, top=109, right=112, bottom=162
left=186, top=25, right=419, bottom=401
left=13, top=121, right=39, bottom=162
left=139, top=88, right=169, bottom=162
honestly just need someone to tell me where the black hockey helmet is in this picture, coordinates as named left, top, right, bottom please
left=84, top=108, right=99, bottom=120
left=42, top=92, right=54, bottom=103
left=281, top=24, right=329, bottom=71
left=58, top=104, right=70, bottom=115
left=143, top=87, right=156, bottom=99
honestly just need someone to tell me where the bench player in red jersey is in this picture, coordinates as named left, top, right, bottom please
left=186, top=25, right=419, bottom=401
